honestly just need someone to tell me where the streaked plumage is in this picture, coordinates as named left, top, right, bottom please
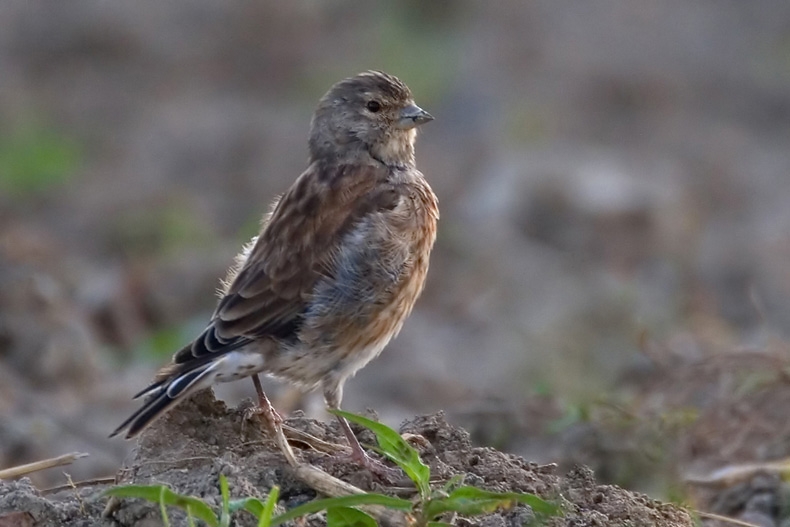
left=111, top=71, right=438, bottom=472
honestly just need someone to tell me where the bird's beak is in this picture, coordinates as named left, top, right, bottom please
left=397, top=104, right=434, bottom=130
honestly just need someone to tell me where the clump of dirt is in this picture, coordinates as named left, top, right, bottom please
left=0, top=390, right=693, bottom=526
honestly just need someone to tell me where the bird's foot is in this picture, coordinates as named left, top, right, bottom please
left=243, top=404, right=283, bottom=428
left=348, top=448, right=404, bottom=484
left=242, top=374, right=284, bottom=436
left=242, top=396, right=303, bottom=468
left=332, top=412, right=406, bottom=483
left=242, top=397, right=284, bottom=439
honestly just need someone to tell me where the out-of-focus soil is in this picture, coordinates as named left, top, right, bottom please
left=0, top=390, right=693, bottom=527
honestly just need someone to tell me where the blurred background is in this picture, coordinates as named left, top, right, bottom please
left=2, top=0, right=790, bottom=516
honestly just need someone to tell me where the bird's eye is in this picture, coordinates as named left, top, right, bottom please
left=366, top=100, right=381, bottom=113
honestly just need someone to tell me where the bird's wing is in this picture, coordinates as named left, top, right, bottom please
left=171, top=162, right=401, bottom=366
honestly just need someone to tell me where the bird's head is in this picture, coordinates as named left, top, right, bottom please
left=309, top=71, right=433, bottom=168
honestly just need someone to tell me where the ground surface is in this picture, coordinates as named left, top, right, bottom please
left=0, top=390, right=693, bottom=527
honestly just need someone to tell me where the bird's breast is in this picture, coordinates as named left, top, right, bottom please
left=334, top=176, right=438, bottom=362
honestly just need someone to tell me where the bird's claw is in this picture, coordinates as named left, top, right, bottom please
left=350, top=450, right=405, bottom=484
left=242, top=403, right=284, bottom=438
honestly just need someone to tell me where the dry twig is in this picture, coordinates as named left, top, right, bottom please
left=0, top=452, right=89, bottom=480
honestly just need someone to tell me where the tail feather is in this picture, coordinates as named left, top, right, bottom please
left=109, top=362, right=218, bottom=439
left=166, top=363, right=218, bottom=398
left=133, top=379, right=167, bottom=400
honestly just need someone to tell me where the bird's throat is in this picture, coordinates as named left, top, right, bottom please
left=369, top=130, right=416, bottom=169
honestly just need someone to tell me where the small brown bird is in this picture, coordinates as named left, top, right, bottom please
left=111, top=71, right=438, bottom=474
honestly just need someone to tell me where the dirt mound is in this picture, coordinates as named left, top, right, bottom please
left=0, top=390, right=693, bottom=526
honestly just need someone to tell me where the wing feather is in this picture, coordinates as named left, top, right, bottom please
left=170, top=162, right=399, bottom=366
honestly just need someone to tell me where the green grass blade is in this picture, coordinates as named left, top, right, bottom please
left=326, top=507, right=377, bottom=527
left=219, top=475, right=230, bottom=527
left=228, top=498, right=263, bottom=518
left=104, top=484, right=219, bottom=527
left=331, top=410, right=431, bottom=498
left=424, top=486, right=559, bottom=519
left=230, top=497, right=264, bottom=516
left=229, top=487, right=280, bottom=526
left=159, top=486, right=171, bottom=527
left=271, top=493, right=412, bottom=526
left=513, top=493, right=560, bottom=517
left=104, top=484, right=174, bottom=502
left=258, top=486, right=280, bottom=527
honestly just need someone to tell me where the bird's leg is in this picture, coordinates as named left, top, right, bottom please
left=333, top=412, right=402, bottom=482
left=245, top=374, right=311, bottom=469
left=246, top=374, right=283, bottom=432
left=246, top=376, right=348, bottom=457
left=324, top=385, right=402, bottom=482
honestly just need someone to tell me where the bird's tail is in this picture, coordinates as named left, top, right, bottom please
left=109, top=360, right=220, bottom=439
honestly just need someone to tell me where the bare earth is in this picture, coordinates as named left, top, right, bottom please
left=0, top=390, right=692, bottom=527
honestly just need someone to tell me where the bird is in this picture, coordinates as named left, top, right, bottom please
left=110, top=71, right=438, bottom=476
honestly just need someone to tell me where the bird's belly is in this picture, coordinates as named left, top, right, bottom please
left=270, top=304, right=406, bottom=390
